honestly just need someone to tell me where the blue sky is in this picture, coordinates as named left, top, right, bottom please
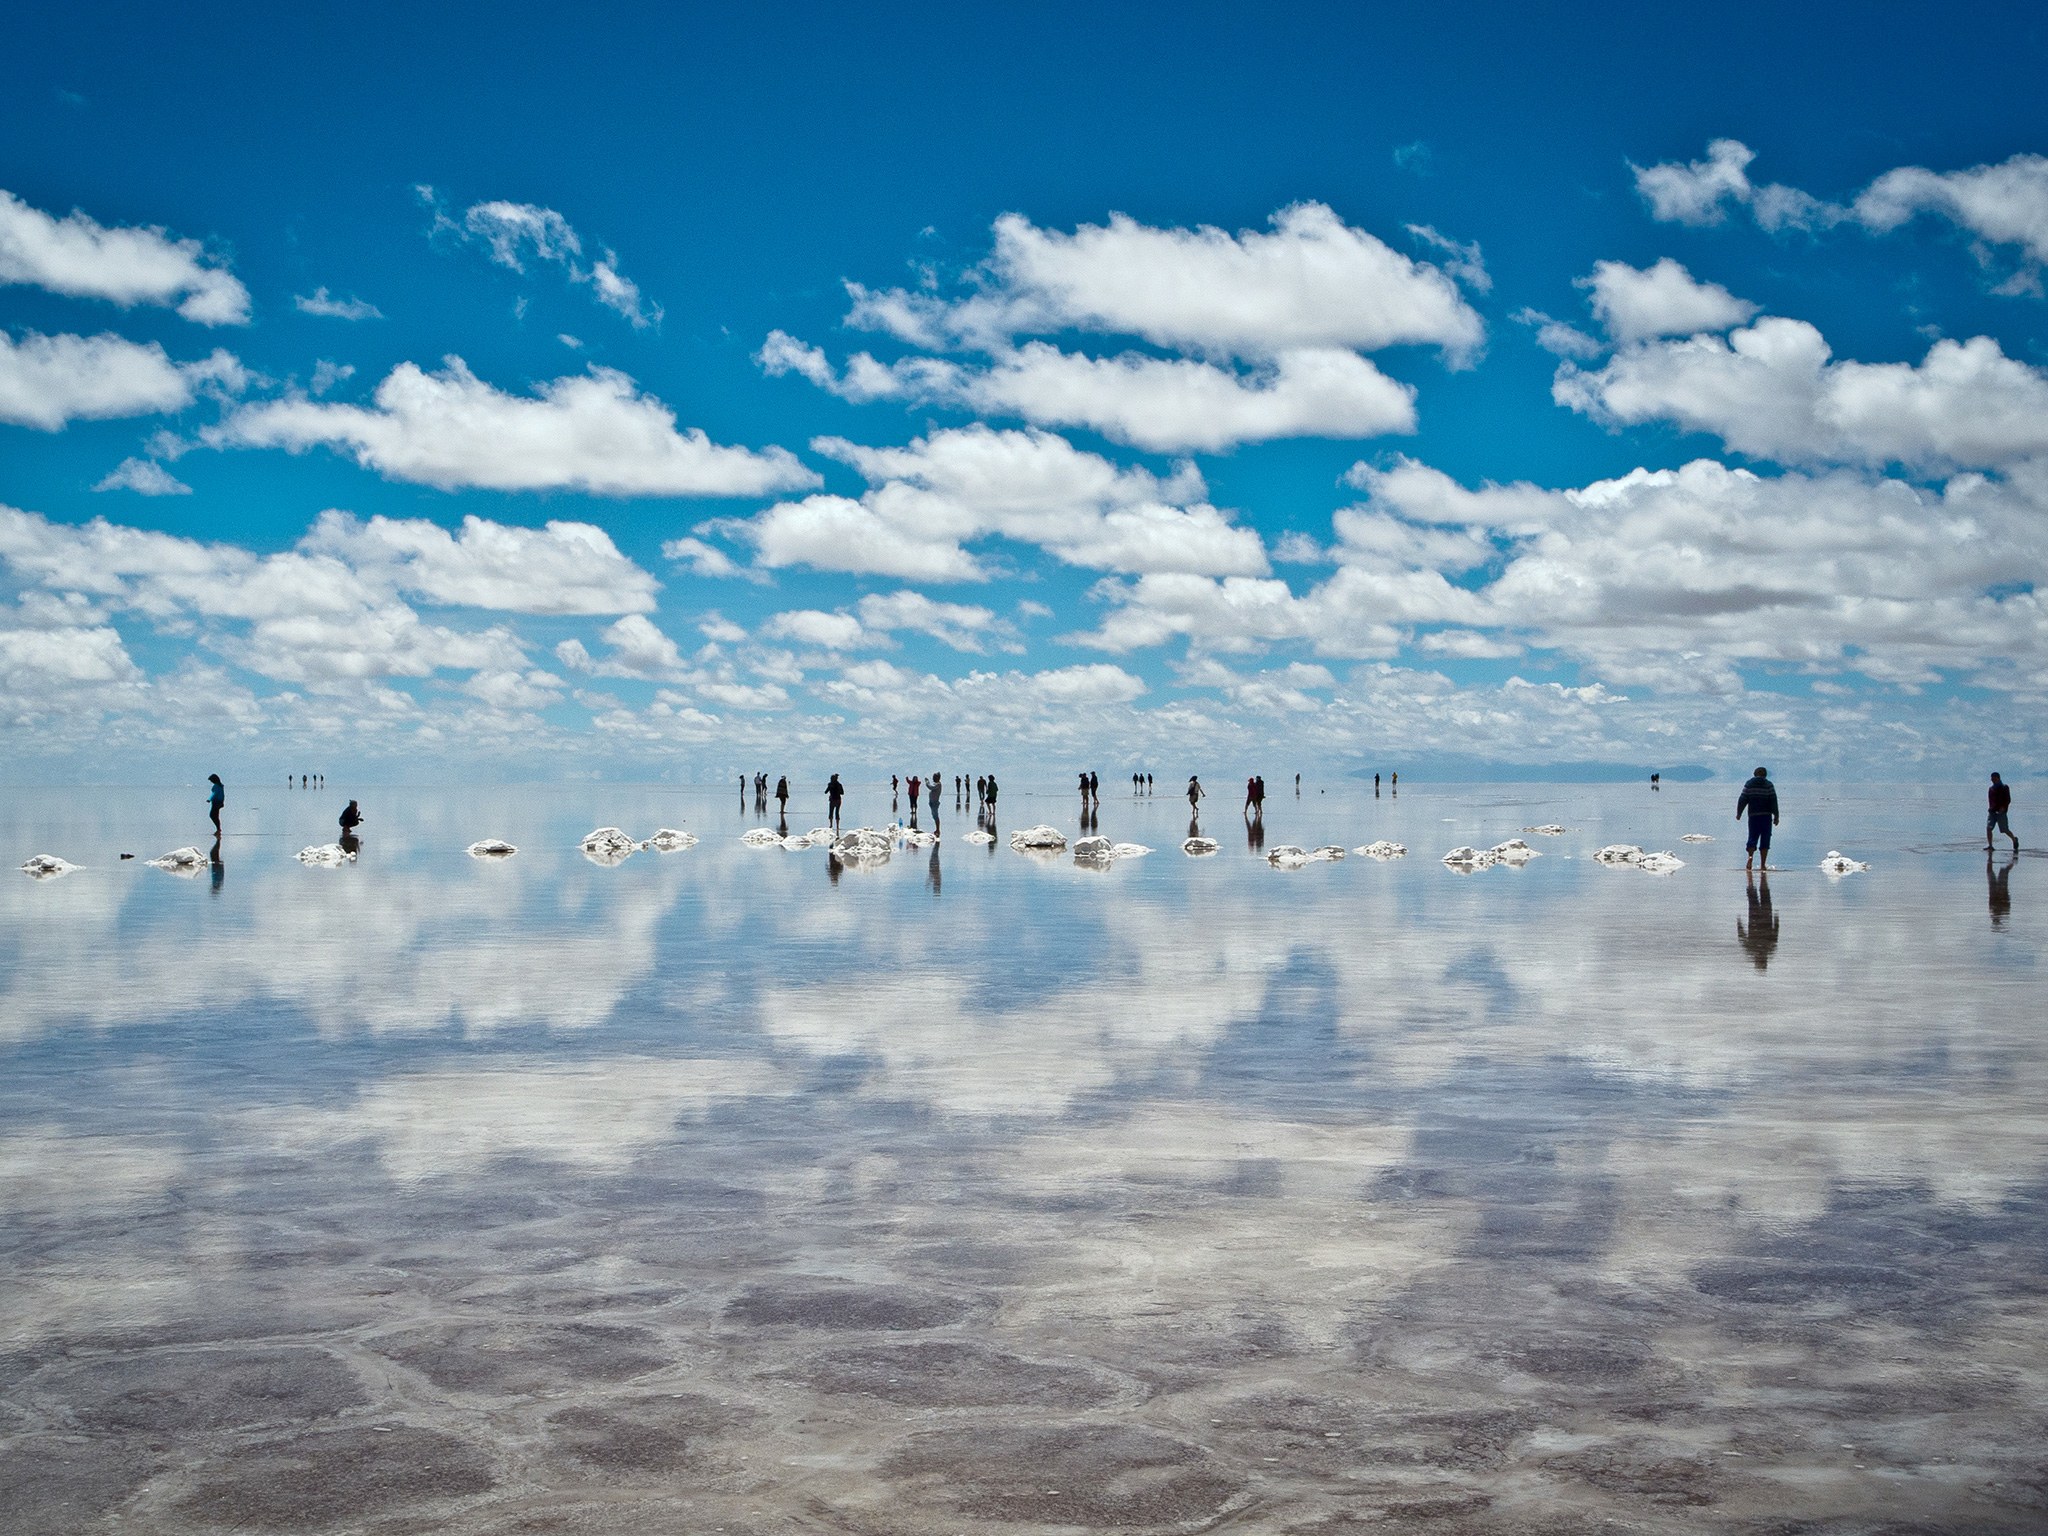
left=4, top=2, right=2045, bottom=781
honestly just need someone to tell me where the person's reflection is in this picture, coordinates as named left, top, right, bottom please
left=338, top=828, right=361, bottom=859
left=927, top=843, right=942, bottom=897
left=208, top=834, right=224, bottom=896
left=777, top=807, right=789, bottom=838
left=1989, top=851, right=2014, bottom=929
left=827, top=853, right=843, bottom=887
left=1738, top=872, right=1779, bottom=971
left=1245, top=809, right=1265, bottom=854
left=1188, top=810, right=1203, bottom=841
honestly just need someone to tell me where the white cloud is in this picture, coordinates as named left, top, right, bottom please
left=1631, top=138, right=1761, bottom=226
left=1555, top=318, right=2048, bottom=472
left=660, top=535, right=751, bottom=580
left=294, top=287, right=381, bottom=320
left=848, top=203, right=1484, bottom=361
left=778, top=339, right=1418, bottom=453
left=760, top=608, right=867, bottom=650
left=0, top=620, right=140, bottom=684
left=1405, top=224, right=1490, bottom=292
left=1513, top=307, right=1603, bottom=359
left=717, top=425, right=1267, bottom=581
left=0, top=189, right=250, bottom=324
left=1578, top=258, right=1758, bottom=342
left=442, top=196, right=662, bottom=327
left=300, top=511, right=658, bottom=614
left=210, top=358, right=816, bottom=496
left=93, top=458, right=190, bottom=496
left=856, top=590, right=1014, bottom=651
left=555, top=614, right=687, bottom=679
left=1854, top=153, right=2048, bottom=286
left=0, top=331, right=223, bottom=430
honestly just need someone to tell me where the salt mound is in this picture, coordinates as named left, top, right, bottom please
left=582, top=826, right=636, bottom=854
left=831, top=827, right=893, bottom=863
left=1522, top=824, right=1568, bottom=836
left=1308, top=844, right=1345, bottom=861
left=899, top=827, right=938, bottom=848
left=646, top=829, right=697, bottom=852
left=1594, top=844, right=1683, bottom=873
left=1636, top=851, right=1685, bottom=873
left=962, top=830, right=995, bottom=844
left=1593, top=844, right=1646, bottom=864
left=148, top=845, right=208, bottom=871
left=779, top=834, right=814, bottom=849
left=1490, top=839, right=1538, bottom=862
left=467, top=839, right=518, bottom=858
left=1820, top=850, right=1871, bottom=876
left=806, top=827, right=834, bottom=843
left=739, top=827, right=784, bottom=847
left=1267, top=845, right=1309, bottom=866
left=1075, top=836, right=1152, bottom=862
left=1680, top=833, right=1715, bottom=843
left=1355, top=841, right=1407, bottom=859
left=1110, top=842, right=1153, bottom=859
left=1009, top=825, right=1067, bottom=851
left=1442, top=846, right=1497, bottom=867
left=297, top=843, right=355, bottom=866
left=1182, top=837, right=1220, bottom=856
left=20, top=854, right=76, bottom=879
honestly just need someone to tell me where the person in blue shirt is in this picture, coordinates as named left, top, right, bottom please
left=207, top=774, right=224, bottom=835
left=1736, top=766, right=1780, bottom=871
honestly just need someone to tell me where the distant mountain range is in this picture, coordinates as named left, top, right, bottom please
left=1349, top=758, right=1716, bottom=784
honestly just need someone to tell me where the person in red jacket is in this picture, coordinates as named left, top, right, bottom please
left=1987, top=772, right=2019, bottom=852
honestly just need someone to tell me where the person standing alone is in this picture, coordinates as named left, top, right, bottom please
left=1737, top=766, right=1779, bottom=871
left=207, top=773, right=225, bottom=837
left=1987, top=772, right=2019, bottom=852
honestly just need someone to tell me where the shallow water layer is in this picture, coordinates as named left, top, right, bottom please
left=3, top=780, right=2044, bottom=1534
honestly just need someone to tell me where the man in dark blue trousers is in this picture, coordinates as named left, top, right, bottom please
left=1737, top=766, right=1780, bottom=871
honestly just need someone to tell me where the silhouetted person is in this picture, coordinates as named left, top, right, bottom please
left=1989, top=852, right=2013, bottom=930
left=908, top=774, right=921, bottom=814
left=1651, top=772, right=1661, bottom=790
left=1374, top=772, right=1381, bottom=794
left=207, top=774, right=224, bottom=835
left=1079, top=771, right=1092, bottom=803
left=827, top=773, right=845, bottom=829
left=985, top=774, right=999, bottom=815
left=1295, top=772, right=1300, bottom=795
left=1738, top=872, right=1779, bottom=971
left=1988, top=772, right=2019, bottom=852
left=1390, top=772, right=1397, bottom=791
left=339, top=800, right=362, bottom=833
left=775, top=775, right=789, bottom=816
left=1737, top=765, right=1780, bottom=871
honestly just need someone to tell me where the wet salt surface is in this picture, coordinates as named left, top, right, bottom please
left=2, top=780, right=2044, bottom=1534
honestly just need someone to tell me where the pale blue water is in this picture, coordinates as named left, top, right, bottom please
left=3, top=781, right=2043, bottom=1532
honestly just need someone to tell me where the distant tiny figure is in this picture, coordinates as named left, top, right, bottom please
left=1295, top=772, right=1300, bottom=794
left=827, top=773, right=845, bottom=828
left=1244, top=775, right=1264, bottom=817
left=339, top=800, right=362, bottom=833
left=1651, top=772, right=1661, bottom=790
left=1737, top=765, right=1780, bottom=870
left=300, top=774, right=307, bottom=788
left=1374, top=773, right=1381, bottom=793
left=1079, top=771, right=1093, bottom=802
left=1987, top=772, right=2019, bottom=852
left=1187, top=775, right=1204, bottom=810
left=775, top=776, right=789, bottom=814
left=207, top=773, right=224, bottom=834
left=739, top=773, right=746, bottom=801
left=1390, top=772, right=1398, bottom=791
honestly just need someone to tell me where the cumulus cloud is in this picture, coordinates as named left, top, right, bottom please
left=0, top=189, right=250, bottom=324
left=92, top=458, right=190, bottom=496
left=294, top=287, right=382, bottom=320
left=1404, top=224, right=1490, bottom=292
left=300, top=511, right=658, bottom=614
left=1578, top=258, right=1758, bottom=342
left=209, top=357, right=817, bottom=496
left=0, top=331, right=240, bottom=430
left=431, top=192, right=662, bottom=327
left=707, top=424, right=1267, bottom=580
left=556, top=614, right=687, bottom=679
left=767, top=338, right=1417, bottom=453
left=847, top=203, right=1483, bottom=360
left=1555, top=318, right=2048, bottom=472
left=757, top=591, right=1015, bottom=654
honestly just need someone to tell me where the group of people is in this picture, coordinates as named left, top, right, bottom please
left=285, top=773, right=326, bottom=789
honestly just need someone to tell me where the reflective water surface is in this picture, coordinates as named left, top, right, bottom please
left=4, top=781, right=2044, bottom=1534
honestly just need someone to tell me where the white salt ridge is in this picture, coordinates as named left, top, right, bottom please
left=1820, top=850, right=1871, bottom=876
left=147, top=846, right=208, bottom=872
left=646, top=829, right=697, bottom=852
left=297, top=843, right=355, bottom=866
left=20, top=854, right=76, bottom=879
left=1491, top=839, right=1538, bottom=862
left=1074, top=836, right=1153, bottom=861
left=899, top=827, right=938, bottom=848
left=1442, top=846, right=1498, bottom=869
left=1268, top=845, right=1344, bottom=868
left=1355, top=841, right=1407, bottom=859
left=1680, top=833, right=1715, bottom=843
left=961, top=830, right=995, bottom=844
left=739, top=827, right=784, bottom=847
left=831, top=827, right=893, bottom=863
left=780, top=834, right=815, bottom=850
left=581, top=826, right=636, bottom=854
left=467, top=839, right=518, bottom=859
left=1593, top=843, right=1685, bottom=873
left=1522, top=824, right=1568, bottom=836
left=1009, top=825, right=1067, bottom=851
left=1182, top=837, right=1220, bottom=856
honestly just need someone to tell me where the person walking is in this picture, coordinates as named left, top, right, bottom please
left=1187, top=775, right=1205, bottom=810
left=826, top=773, right=845, bottom=829
left=1737, top=765, right=1780, bottom=871
left=775, top=775, right=790, bottom=816
left=1987, top=772, right=2019, bottom=851
left=206, top=774, right=225, bottom=835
